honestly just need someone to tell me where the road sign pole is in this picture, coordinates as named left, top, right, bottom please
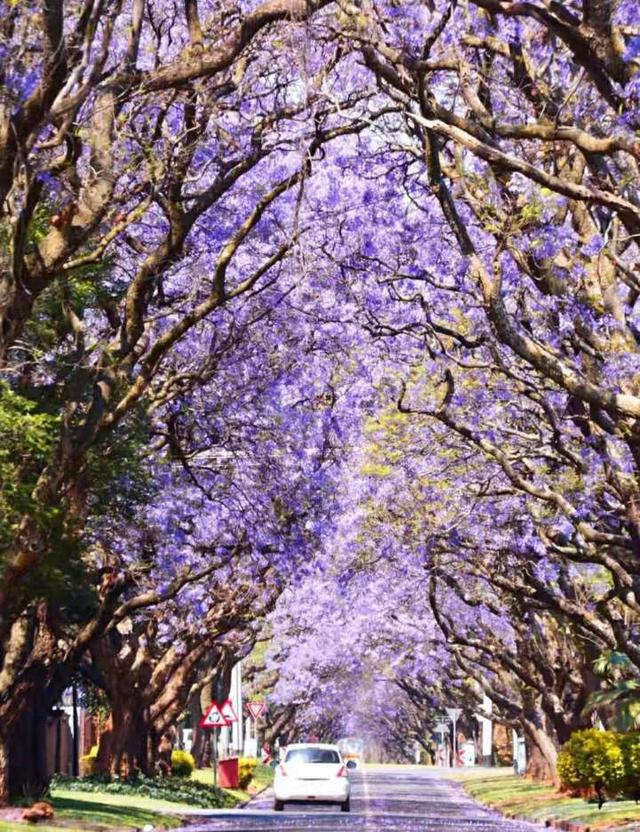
left=212, top=727, right=218, bottom=786
left=452, top=713, right=457, bottom=767
left=200, top=700, right=233, bottom=782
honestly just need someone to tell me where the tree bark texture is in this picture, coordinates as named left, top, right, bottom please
left=7, top=694, right=49, bottom=800
left=95, top=700, right=152, bottom=777
left=0, top=733, right=9, bottom=806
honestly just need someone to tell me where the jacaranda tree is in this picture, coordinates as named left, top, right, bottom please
left=1, top=0, right=639, bottom=797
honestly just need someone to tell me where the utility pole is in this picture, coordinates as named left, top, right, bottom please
left=72, top=683, right=79, bottom=777
left=230, top=661, right=243, bottom=755
left=480, top=695, right=493, bottom=766
left=446, top=708, right=462, bottom=767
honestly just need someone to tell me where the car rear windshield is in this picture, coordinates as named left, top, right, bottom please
left=285, top=748, right=341, bottom=764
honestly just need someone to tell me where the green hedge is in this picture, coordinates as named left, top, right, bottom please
left=51, top=774, right=238, bottom=808
left=558, top=729, right=640, bottom=800
left=620, top=734, right=640, bottom=800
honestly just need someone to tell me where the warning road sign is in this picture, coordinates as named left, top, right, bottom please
left=200, top=702, right=231, bottom=729
left=218, top=699, right=238, bottom=724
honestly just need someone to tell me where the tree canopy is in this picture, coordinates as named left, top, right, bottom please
left=1, top=0, right=639, bottom=796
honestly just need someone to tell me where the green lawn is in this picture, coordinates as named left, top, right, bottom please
left=0, top=766, right=273, bottom=831
left=459, top=772, right=640, bottom=830
left=51, top=792, right=183, bottom=829
left=0, top=792, right=183, bottom=832
left=438, top=766, right=515, bottom=780
left=0, top=824, right=83, bottom=832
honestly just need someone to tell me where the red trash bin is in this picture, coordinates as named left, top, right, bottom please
left=218, top=756, right=239, bottom=788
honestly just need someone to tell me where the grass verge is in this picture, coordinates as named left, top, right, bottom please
left=51, top=792, right=185, bottom=828
left=0, top=825, right=83, bottom=832
left=0, top=792, right=184, bottom=832
left=457, top=772, right=640, bottom=830
left=2, top=765, right=273, bottom=830
left=192, top=763, right=275, bottom=802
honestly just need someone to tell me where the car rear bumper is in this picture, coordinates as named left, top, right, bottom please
left=274, top=780, right=350, bottom=803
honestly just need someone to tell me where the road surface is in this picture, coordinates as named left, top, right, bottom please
left=181, top=767, right=543, bottom=831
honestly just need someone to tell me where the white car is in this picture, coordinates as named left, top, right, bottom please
left=273, top=742, right=354, bottom=812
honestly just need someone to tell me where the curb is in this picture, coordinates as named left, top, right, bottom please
left=504, top=811, right=590, bottom=831
left=238, top=783, right=272, bottom=809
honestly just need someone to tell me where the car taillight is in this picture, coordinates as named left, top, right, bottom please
left=337, top=765, right=347, bottom=778
left=279, top=764, right=288, bottom=776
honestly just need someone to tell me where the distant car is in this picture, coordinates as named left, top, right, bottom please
left=337, top=736, right=364, bottom=769
left=273, top=742, right=354, bottom=812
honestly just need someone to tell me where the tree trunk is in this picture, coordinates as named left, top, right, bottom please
left=8, top=694, right=49, bottom=800
left=523, top=722, right=559, bottom=784
left=190, top=690, right=207, bottom=768
left=117, top=707, right=151, bottom=777
left=96, top=699, right=152, bottom=778
left=0, top=732, right=9, bottom=806
left=95, top=714, right=114, bottom=775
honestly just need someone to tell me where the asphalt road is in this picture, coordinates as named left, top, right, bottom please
left=182, top=767, right=544, bottom=831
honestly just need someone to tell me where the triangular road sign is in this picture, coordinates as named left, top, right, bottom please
left=200, top=702, right=231, bottom=729
left=246, top=701, right=267, bottom=721
left=218, top=699, right=238, bottom=724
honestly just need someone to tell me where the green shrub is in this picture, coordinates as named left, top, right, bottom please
left=238, top=757, right=258, bottom=790
left=50, top=773, right=237, bottom=808
left=558, top=729, right=626, bottom=797
left=620, top=733, right=640, bottom=799
left=171, top=749, right=195, bottom=778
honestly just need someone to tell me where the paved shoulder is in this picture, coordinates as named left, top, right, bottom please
left=177, top=767, right=544, bottom=831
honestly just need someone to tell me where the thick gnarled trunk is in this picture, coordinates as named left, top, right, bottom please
left=189, top=688, right=208, bottom=769
left=522, top=715, right=560, bottom=785
left=8, top=695, right=49, bottom=799
left=0, top=604, right=70, bottom=801
left=0, top=733, right=9, bottom=806
left=525, top=739, right=558, bottom=783
left=96, top=698, right=153, bottom=777
left=0, top=693, right=51, bottom=803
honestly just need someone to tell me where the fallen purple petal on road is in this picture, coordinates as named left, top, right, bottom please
left=187, top=769, right=543, bottom=831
